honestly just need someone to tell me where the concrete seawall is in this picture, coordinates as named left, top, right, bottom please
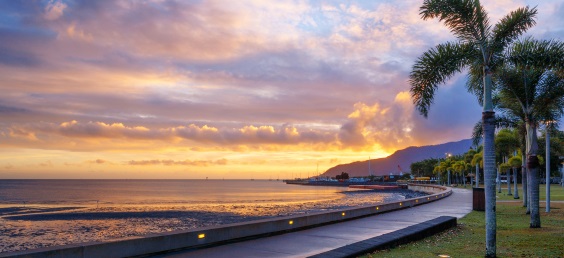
left=1, top=184, right=451, bottom=258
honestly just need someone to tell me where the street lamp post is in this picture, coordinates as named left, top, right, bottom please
left=445, top=153, right=452, bottom=186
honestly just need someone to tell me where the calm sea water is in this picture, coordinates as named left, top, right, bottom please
left=0, top=179, right=348, bottom=206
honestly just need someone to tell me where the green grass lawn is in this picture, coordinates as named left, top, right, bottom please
left=452, top=183, right=564, bottom=201
left=360, top=192, right=564, bottom=258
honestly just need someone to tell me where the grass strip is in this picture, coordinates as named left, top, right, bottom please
left=360, top=202, right=564, bottom=258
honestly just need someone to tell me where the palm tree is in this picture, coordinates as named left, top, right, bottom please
left=499, top=162, right=512, bottom=194
left=495, top=129, right=520, bottom=195
left=442, top=159, right=455, bottom=185
left=464, top=149, right=477, bottom=187
left=453, top=160, right=470, bottom=187
left=494, top=39, right=564, bottom=227
left=434, top=161, right=449, bottom=184
left=465, top=161, right=473, bottom=187
left=471, top=151, right=483, bottom=187
left=508, top=155, right=522, bottom=199
left=410, top=1, right=537, bottom=255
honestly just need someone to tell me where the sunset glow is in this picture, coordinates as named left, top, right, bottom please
left=1, top=0, right=562, bottom=179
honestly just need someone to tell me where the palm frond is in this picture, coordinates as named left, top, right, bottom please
left=420, top=0, right=489, bottom=42
left=471, top=120, right=483, bottom=146
left=507, top=38, right=564, bottom=69
left=410, top=42, right=475, bottom=117
left=470, top=115, right=519, bottom=146
left=466, top=62, right=484, bottom=105
left=491, top=6, right=537, bottom=54
left=533, top=71, right=564, bottom=122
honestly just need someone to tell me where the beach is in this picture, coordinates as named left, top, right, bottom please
left=0, top=186, right=426, bottom=253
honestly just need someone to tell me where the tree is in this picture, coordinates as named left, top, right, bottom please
left=471, top=152, right=483, bottom=187
left=493, top=39, right=564, bottom=227
left=495, top=129, right=520, bottom=195
left=411, top=158, right=441, bottom=178
left=410, top=1, right=537, bottom=255
left=434, top=160, right=451, bottom=185
left=336, top=172, right=350, bottom=180
left=538, top=128, right=564, bottom=177
left=508, top=155, right=522, bottom=199
left=453, top=160, right=469, bottom=186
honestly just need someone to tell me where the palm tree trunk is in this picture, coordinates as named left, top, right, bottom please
left=497, top=165, right=501, bottom=193
left=513, top=167, right=519, bottom=199
left=507, top=167, right=512, bottom=195
left=522, top=163, right=527, bottom=206
left=463, top=172, right=466, bottom=187
left=528, top=158, right=540, bottom=227
left=483, top=111, right=497, bottom=257
left=527, top=168, right=531, bottom=214
left=526, top=121, right=541, bottom=228
left=545, top=128, right=550, bottom=212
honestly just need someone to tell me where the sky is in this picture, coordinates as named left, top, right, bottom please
left=0, top=0, right=563, bottom=179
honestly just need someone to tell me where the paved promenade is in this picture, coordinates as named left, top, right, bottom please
left=154, top=188, right=472, bottom=258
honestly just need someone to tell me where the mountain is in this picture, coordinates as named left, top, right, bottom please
left=321, top=139, right=473, bottom=177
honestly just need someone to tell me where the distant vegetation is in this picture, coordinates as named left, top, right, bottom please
left=335, top=172, right=350, bottom=180
left=410, top=128, right=564, bottom=184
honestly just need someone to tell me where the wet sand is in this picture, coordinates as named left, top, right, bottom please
left=0, top=189, right=426, bottom=253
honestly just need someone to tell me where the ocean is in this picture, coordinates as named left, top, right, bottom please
left=0, top=179, right=348, bottom=206
left=0, top=179, right=424, bottom=253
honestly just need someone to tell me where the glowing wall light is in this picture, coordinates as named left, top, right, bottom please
left=342, top=212, right=346, bottom=216
left=198, top=233, right=205, bottom=239
left=289, top=220, right=294, bottom=225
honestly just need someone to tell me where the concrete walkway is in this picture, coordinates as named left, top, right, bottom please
left=153, top=188, right=472, bottom=258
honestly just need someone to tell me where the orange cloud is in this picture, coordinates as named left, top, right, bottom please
left=8, top=128, right=38, bottom=141
left=7, top=120, right=336, bottom=147
left=338, top=91, right=417, bottom=151
left=39, top=161, right=54, bottom=167
left=85, top=159, right=109, bottom=165
left=128, top=159, right=228, bottom=167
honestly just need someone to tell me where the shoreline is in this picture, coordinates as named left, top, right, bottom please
left=0, top=189, right=427, bottom=253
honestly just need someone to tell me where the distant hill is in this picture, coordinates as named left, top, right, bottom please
left=321, top=139, right=473, bottom=178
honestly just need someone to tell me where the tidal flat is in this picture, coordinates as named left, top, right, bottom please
left=0, top=189, right=426, bottom=253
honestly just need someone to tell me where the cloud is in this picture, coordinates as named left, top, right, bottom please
left=44, top=0, right=67, bottom=21
left=10, top=120, right=335, bottom=146
left=128, top=159, right=228, bottom=167
left=0, top=83, right=482, bottom=153
left=57, top=120, right=158, bottom=139
left=338, top=91, right=416, bottom=150
left=8, top=127, right=37, bottom=141
left=39, top=161, right=54, bottom=167
left=86, top=159, right=108, bottom=164
left=0, top=0, right=560, bottom=162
